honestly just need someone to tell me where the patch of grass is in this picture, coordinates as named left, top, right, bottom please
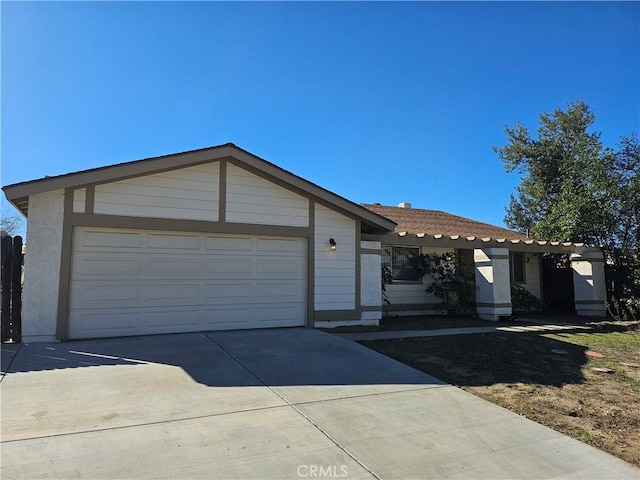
left=360, top=325, right=640, bottom=466
left=555, top=423, right=604, bottom=447
left=546, top=330, right=640, bottom=381
left=548, top=329, right=640, bottom=355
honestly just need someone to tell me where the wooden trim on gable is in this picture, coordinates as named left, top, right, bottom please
left=218, top=159, right=227, bottom=224
left=5, top=147, right=234, bottom=199
left=85, top=186, right=95, bottom=214
left=4, top=143, right=394, bottom=233
left=56, top=188, right=74, bottom=340
left=355, top=218, right=362, bottom=311
left=307, top=201, right=316, bottom=327
left=70, top=213, right=311, bottom=238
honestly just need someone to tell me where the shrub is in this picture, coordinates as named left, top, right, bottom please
left=421, top=252, right=477, bottom=316
left=511, top=283, right=545, bottom=313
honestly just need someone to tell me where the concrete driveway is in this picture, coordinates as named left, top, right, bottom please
left=1, top=328, right=638, bottom=479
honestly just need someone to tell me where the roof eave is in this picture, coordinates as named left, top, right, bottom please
left=2, top=143, right=238, bottom=200
left=2, top=143, right=396, bottom=232
left=364, top=231, right=592, bottom=252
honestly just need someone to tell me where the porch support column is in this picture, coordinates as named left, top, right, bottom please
left=360, top=240, right=382, bottom=326
left=474, top=248, right=512, bottom=321
left=571, top=247, right=606, bottom=317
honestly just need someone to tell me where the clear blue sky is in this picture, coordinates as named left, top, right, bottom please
left=2, top=1, right=638, bottom=238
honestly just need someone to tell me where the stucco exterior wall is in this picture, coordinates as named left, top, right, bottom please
left=21, top=189, right=65, bottom=341
left=474, top=247, right=512, bottom=321
left=360, top=245, right=381, bottom=307
left=571, top=247, right=606, bottom=316
left=360, top=240, right=382, bottom=323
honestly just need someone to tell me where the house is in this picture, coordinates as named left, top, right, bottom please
left=362, top=203, right=566, bottom=318
left=2, top=144, right=607, bottom=342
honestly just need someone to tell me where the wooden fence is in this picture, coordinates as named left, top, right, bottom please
left=1, top=235, right=24, bottom=343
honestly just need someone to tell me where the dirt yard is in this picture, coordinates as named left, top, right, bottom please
left=360, top=319, right=640, bottom=466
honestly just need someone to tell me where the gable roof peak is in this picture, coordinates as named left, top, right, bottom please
left=3, top=144, right=396, bottom=234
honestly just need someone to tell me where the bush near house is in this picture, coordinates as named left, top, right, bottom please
left=511, top=283, right=545, bottom=313
left=419, top=252, right=476, bottom=316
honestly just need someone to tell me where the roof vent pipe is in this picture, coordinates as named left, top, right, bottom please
left=397, top=202, right=412, bottom=208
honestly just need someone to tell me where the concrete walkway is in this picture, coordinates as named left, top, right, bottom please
left=337, top=321, right=592, bottom=341
left=1, top=328, right=637, bottom=479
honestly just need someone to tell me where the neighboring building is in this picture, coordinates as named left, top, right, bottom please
left=2, top=144, right=606, bottom=342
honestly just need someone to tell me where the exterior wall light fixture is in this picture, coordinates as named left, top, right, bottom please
left=329, top=238, right=337, bottom=251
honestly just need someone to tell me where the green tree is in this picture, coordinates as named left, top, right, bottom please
left=494, top=100, right=639, bottom=307
left=608, top=133, right=640, bottom=305
left=1, top=212, right=21, bottom=237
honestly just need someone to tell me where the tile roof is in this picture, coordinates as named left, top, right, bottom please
left=362, top=204, right=533, bottom=241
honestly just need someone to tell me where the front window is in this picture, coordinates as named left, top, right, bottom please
left=382, top=246, right=422, bottom=282
left=510, top=252, right=526, bottom=284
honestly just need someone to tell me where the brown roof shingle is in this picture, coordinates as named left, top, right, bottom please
left=362, top=204, right=533, bottom=241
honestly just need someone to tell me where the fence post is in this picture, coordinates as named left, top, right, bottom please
left=11, top=236, right=23, bottom=342
left=1, top=236, right=13, bottom=342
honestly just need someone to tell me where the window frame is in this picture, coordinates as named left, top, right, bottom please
left=510, top=252, right=526, bottom=284
left=382, top=245, right=423, bottom=283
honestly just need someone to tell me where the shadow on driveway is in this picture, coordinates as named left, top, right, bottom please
left=1, top=328, right=444, bottom=388
left=3, top=327, right=639, bottom=480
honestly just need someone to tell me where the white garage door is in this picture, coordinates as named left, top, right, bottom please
left=69, top=227, right=306, bottom=339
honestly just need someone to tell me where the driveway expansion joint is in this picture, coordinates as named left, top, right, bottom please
left=202, top=332, right=382, bottom=480
left=1, top=403, right=292, bottom=444
left=289, top=384, right=452, bottom=407
left=0, top=343, right=23, bottom=381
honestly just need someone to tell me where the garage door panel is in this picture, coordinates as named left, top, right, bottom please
left=205, top=259, right=253, bottom=275
left=205, top=236, right=253, bottom=251
left=202, top=307, right=253, bottom=322
left=256, top=259, right=302, bottom=275
left=69, top=228, right=306, bottom=339
left=201, top=311, right=302, bottom=330
left=147, top=233, right=201, bottom=250
left=257, top=238, right=301, bottom=253
left=144, top=284, right=200, bottom=303
left=257, top=305, right=305, bottom=321
left=77, top=257, right=144, bottom=276
left=71, top=284, right=141, bottom=308
left=143, top=310, right=200, bottom=329
left=69, top=310, right=142, bottom=338
left=255, top=282, right=304, bottom=300
left=203, top=283, right=253, bottom=302
left=81, top=230, right=143, bottom=249
left=147, top=258, right=201, bottom=275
